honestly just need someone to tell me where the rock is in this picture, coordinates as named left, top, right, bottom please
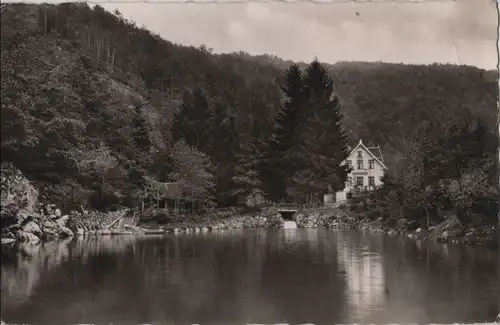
left=1, top=162, right=39, bottom=215
left=42, top=227, right=59, bottom=241
left=465, top=228, right=476, bottom=237
left=43, top=220, right=57, bottom=229
left=58, top=227, right=74, bottom=238
left=414, top=228, right=429, bottom=239
left=21, top=220, right=43, bottom=237
left=1, top=238, right=16, bottom=245
left=387, top=229, right=398, bottom=236
left=396, top=218, right=409, bottom=229
left=444, top=215, right=462, bottom=231
left=16, top=230, right=41, bottom=243
left=55, top=215, right=69, bottom=227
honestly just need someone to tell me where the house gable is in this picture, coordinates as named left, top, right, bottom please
left=343, top=140, right=387, bottom=170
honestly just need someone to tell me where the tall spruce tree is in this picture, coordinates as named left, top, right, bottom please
left=260, top=64, right=306, bottom=202
left=290, top=60, right=350, bottom=200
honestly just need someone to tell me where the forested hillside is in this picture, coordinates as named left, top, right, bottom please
left=1, top=3, right=497, bottom=220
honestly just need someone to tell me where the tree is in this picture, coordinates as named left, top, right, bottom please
left=231, top=141, right=264, bottom=207
left=290, top=60, right=351, bottom=199
left=168, top=139, right=216, bottom=210
left=71, top=142, right=125, bottom=205
left=261, top=64, right=306, bottom=202
left=128, top=103, right=153, bottom=188
left=431, top=119, right=498, bottom=222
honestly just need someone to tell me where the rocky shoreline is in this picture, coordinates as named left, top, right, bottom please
left=1, top=203, right=131, bottom=245
left=294, top=207, right=498, bottom=248
left=1, top=204, right=287, bottom=245
left=136, top=207, right=285, bottom=233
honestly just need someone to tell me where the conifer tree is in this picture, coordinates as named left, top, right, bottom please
left=261, top=64, right=306, bottom=202
left=291, top=60, right=350, bottom=199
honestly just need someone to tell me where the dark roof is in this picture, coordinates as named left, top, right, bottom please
left=366, top=146, right=384, bottom=162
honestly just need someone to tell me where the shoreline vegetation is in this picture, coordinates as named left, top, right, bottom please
left=1, top=3, right=498, bottom=250
left=1, top=168, right=497, bottom=248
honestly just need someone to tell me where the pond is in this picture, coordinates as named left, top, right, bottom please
left=1, top=229, right=499, bottom=325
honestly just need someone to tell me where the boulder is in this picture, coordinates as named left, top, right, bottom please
left=21, top=220, right=43, bottom=237
left=43, top=220, right=58, bottom=229
left=442, top=215, right=463, bottom=232
left=42, top=227, right=59, bottom=241
left=1, top=238, right=16, bottom=245
left=58, top=226, right=74, bottom=238
left=55, top=215, right=70, bottom=227
left=16, top=230, right=41, bottom=243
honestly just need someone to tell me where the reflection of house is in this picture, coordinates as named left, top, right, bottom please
left=338, top=242, right=386, bottom=319
left=336, top=140, right=388, bottom=202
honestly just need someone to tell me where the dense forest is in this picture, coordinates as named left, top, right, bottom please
left=1, top=3, right=497, bottom=225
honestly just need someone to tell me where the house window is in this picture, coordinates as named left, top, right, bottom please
left=357, top=159, right=363, bottom=170
left=347, top=160, right=352, bottom=169
left=368, top=176, right=375, bottom=188
left=357, top=151, right=362, bottom=159
left=347, top=177, right=352, bottom=186
left=356, top=176, right=364, bottom=187
left=369, top=159, right=374, bottom=169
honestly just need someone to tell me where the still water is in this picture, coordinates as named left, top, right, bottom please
left=1, top=229, right=499, bottom=325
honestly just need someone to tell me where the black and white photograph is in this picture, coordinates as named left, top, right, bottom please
left=0, top=0, right=499, bottom=324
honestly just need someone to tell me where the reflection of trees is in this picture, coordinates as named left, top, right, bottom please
left=371, top=235, right=499, bottom=324
left=1, top=230, right=348, bottom=325
left=5, top=230, right=497, bottom=325
left=256, top=229, right=347, bottom=324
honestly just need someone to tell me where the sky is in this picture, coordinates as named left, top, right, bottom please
left=95, top=0, right=498, bottom=70
left=6, top=0, right=496, bottom=69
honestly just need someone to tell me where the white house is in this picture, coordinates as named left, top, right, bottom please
left=335, top=139, right=388, bottom=202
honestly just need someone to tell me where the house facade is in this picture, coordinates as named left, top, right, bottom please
left=335, top=139, right=388, bottom=202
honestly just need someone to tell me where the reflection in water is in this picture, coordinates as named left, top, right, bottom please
left=1, top=230, right=498, bottom=325
left=283, top=220, right=298, bottom=229
left=336, top=231, right=386, bottom=322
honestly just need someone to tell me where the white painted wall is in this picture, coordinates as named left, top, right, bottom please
left=341, top=143, right=386, bottom=194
